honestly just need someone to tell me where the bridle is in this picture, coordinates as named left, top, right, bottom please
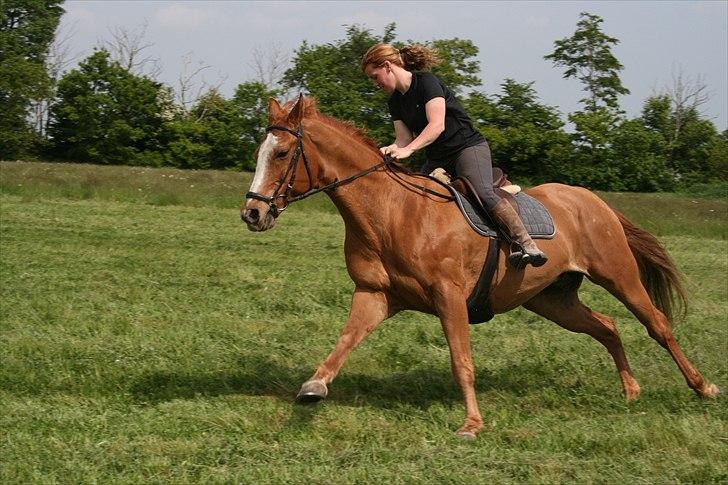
left=245, top=124, right=311, bottom=218
left=245, top=123, right=453, bottom=218
left=245, top=124, right=392, bottom=218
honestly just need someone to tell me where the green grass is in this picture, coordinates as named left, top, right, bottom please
left=1, top=161, right=725, bottom=238
left=1, top=161, right=726, bottom=483
left=678, top=182, right=728, bottom=200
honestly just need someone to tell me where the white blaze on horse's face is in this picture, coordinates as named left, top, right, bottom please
left=242, top=132, right=280, bottom=232
left=249, top=132, right=278, bottom=194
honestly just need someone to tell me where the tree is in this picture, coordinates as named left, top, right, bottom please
left=162, top=81, right=276, bottom=170
left=639, top=93, right=726, bottom=185
left=643, top=70, right=718, bottom=181
left=101, top=20, right=161, bottom=78
left=706, top=131, right=728, bottom=183
left=0, top=0, right=64, bottom=158
left=544, top=12, right=629, bottom=113
left=562, top=107, right=623, bottom=189
left=663, top=69, right=711, bottom=154
left=230, top=80, right=278, bottom=170
left=640, top=94, right=672, bottom=137
left=173, top=51, right=228, bottom=118
left=543, top=12, right=634, bottom=190
left=249, top=42, right=289, bottom=94
left=49, top=49, right=167, bottom=165
left=608, top=118, right=675, bottom=192
left=29, top=20, right=77, bottom=141
left=163, top=89, right=233, bottom=170
left=429, top=37, right=481, bottom=97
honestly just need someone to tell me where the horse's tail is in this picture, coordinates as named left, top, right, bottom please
left=612, top=209, right=688, bottom=322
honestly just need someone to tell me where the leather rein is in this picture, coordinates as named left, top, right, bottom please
left=245, top=124, right=452, bottom=217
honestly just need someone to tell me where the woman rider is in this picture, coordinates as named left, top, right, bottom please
left=361, top=43, right=547, bottom=267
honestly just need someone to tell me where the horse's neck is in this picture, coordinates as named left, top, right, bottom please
left=311, top=128, right=404, bottom=245
left=327, top=160, right=393, bottom=236
left=328, top=172, right=392, bottom=231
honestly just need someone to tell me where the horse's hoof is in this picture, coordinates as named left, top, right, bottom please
left=296, top=380, right=328, bottom=403
left=456, top=430, right=477, bottom=440
left=701, top=383, right=721, bottom=398
left=624, top=387, right=641, bottom=402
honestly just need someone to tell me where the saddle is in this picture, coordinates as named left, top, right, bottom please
left=449, top=176, right=556, bottom=240
left=427, top=167, right=556, bottom=325
left=449, top=166, right=513, bottom=200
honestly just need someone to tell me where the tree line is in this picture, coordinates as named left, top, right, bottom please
left=2, top=2, right=726, bottom=192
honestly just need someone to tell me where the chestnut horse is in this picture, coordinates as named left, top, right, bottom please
left=241, top=95, right=718, bottom=438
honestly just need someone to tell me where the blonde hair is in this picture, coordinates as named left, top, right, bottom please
left=361, top=43, right=441, bottom=72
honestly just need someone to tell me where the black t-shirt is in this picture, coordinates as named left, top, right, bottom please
left=388, top=71, right=485, bottom=162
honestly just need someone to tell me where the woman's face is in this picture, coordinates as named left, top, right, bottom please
left=364, top=62, right=395, bottom=93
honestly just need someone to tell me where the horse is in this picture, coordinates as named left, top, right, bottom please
left=240, top=95, right=719, bottom=439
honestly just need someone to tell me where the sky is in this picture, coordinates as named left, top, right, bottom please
left=59, top=1, right=728, bottom=130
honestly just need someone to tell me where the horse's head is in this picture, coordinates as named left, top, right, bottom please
left=241, top=95, right=319, bottom=232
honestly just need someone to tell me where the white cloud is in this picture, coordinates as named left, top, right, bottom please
left=154, top=4, right=220, bottom=30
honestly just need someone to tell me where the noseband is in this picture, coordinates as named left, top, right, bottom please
left=245, top=124, right=393, bottom=218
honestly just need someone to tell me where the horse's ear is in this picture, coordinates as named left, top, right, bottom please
left=268, top=98, right=283, bottom=120
left=287, top=93, right=306, bottom=125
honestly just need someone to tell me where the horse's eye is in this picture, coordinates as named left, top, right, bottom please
left=276, top=150, right=289, bottom=159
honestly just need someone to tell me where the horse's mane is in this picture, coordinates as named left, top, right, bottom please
left=281, top=97, right=381, bottom=155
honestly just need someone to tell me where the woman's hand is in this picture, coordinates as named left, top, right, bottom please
left=379, top=144, right=397, bottom=156
left=380, top=144, right=414, bottom=160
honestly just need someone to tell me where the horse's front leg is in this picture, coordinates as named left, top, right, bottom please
left=435, top=284, right=484, bottom=439
left=297, top=289, right=391, bottom=402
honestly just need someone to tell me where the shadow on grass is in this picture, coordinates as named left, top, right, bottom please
left=126, top=352, right=574, bottom=410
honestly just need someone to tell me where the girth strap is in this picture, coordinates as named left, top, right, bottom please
left=466, top=238, right=501, bottom=324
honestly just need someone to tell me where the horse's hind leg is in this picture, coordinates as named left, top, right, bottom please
left=524, top=278, right=642, bottom=400
left=589, top=268, right=719, bottom=398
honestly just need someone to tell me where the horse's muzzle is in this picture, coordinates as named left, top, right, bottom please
left=241, top=204, right=276, bottom=232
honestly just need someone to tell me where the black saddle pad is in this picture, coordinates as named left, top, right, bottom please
left=452, top=191, right=556, bottom=239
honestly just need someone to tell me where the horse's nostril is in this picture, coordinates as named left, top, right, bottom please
left=244, top=208, right=260, bottom=224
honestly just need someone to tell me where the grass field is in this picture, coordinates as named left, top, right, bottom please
left=1, top=161, right=726, bottom=483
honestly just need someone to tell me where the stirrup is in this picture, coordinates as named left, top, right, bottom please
left=508, top=244, right=547, bottom=269
left=507, top=244, right=527, bottom=269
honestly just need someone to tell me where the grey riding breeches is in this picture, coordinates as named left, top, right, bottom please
left=421, top=141, right=501, bottom=211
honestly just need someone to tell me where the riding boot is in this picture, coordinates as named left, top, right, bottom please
left=491, top=198, right=548, bottom=268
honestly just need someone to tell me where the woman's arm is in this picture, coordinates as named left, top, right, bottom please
left=380, top=121, right=413, bottom=155
left=393, top=120, right=414, bottom=147
left=384, top=97, right=445, bottom=159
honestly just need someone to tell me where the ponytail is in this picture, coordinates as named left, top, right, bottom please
left=361, top=43, right=441, bottom=72
left=399, top=44, right=441, bottom=71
